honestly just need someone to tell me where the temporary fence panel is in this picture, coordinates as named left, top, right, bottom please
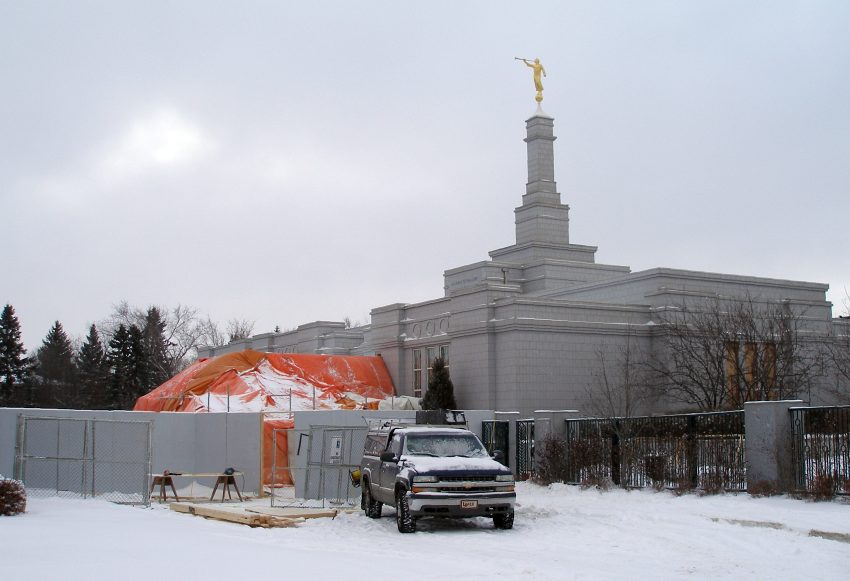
left=91, top=419, right=152, bottom=502
left=14, top=417, right=89, bottom=498
left=14, top=415, right=152, bottom=505
left=270, top=426, right=367, bottom=508
left=791, top=405, right=850, bottom=495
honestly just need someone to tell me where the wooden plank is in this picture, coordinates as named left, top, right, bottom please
left=247, top=507, right=342, bottom=520
left=169, top=502, right=300, bottom=528
left=169, top=503, right=195, bottom=514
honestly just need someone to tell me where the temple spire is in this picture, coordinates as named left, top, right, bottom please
left=514, top=111, right=570, bottom=246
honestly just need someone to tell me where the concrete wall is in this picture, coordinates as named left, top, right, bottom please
left=199, top=321, right=369, bottom=358
left=0, top=408, right=263, bottom=496
left=744, top=400, right=802, bottom=492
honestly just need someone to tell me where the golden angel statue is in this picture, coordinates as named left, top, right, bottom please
left=516, top=57, right=547, bottom=103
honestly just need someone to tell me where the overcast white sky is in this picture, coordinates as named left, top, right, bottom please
left=2, top=1, right=848, bottom=351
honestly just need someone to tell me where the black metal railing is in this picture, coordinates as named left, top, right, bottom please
left=481, top=420, right=510, bottom=467
left=516, top=419, right=535, bottom=481
left=790, top=406, right=850, bottom=496
left=564, top=411, right=746, bottom=491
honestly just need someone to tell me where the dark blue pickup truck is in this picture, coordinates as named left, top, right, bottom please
left=359, top=424, right=516, bottom=533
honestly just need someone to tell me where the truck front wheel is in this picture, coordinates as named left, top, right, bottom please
left=493, top=509, right=514, bottom=530
left=395, top=488, right=416, bottom=533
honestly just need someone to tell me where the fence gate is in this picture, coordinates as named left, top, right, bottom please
left=14, top=416, right=152, bottom=505
left=270, top=426, right=367, bottom=508
left=481, top=420, right=510, bottom=467
left=515, top=419, right=535, bottom=480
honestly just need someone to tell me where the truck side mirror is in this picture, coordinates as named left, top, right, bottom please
left=380, top=451, right=398, bottom=463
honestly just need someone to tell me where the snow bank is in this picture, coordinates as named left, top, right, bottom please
left=2, top=483, right=848, bottom=580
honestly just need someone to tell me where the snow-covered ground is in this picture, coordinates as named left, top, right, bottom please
left=3, top=483, right=849, bottom=580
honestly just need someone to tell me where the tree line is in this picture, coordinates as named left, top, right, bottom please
left=0, top=302, right=255, bottom=410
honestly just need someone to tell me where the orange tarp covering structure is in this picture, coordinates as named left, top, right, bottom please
left=133, top=350, right=395, bottom=486
left=134, top=350, right=395, bottom=413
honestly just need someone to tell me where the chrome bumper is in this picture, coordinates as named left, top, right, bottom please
left=407, top=491, right=515, bottom=517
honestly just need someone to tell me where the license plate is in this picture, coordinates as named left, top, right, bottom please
left=460, top=500, right=478, bottom=509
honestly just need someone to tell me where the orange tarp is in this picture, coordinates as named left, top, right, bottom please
left=133, top=350, right=396, bottom=486
left=134, top=350, right=395, bottom=413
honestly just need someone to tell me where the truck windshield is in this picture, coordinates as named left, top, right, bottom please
left=404, top=434, right=489, bottom=458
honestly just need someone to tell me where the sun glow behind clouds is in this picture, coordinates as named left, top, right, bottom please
left=101, top=108, right=212, bottom=180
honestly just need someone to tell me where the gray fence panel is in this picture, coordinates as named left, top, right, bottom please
left=15, top=416, right=152, bottom=505
left=272, top=426, right=367, bottom=508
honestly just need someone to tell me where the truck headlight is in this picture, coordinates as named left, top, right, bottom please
left=495, top=474, right=514, bottom=482
left=413, top=475, right=439, bottom=483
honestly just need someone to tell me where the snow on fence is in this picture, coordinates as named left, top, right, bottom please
left=790, top=405, right=850, bottom=496
left=564, top=411, right=746, bottom=492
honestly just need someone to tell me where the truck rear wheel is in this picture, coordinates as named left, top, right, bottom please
left=363, top=481, right=382, bottom=518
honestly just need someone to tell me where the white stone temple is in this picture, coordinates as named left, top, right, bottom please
left=200, top=107, right=846, bottom=415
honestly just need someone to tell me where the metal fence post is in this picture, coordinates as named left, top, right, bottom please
left=611, top=420, right=621, bottom=486
left=686, top=414, right=698, bottom=489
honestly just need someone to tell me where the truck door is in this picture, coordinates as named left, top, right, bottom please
left=378, top=432, right=403, bottom=503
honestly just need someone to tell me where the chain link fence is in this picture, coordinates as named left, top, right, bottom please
left=14, top=416, right=152, bottom=505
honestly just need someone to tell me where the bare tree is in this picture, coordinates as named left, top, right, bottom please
left=343, top=314, right=371, bottom=329
left=226, top=318, right=255, bottom=342
left=825, top=291, right=850, bottom=403
left=826, top=331, right=850, bottom=404
left=584, top=331, right=653, bottom=419
left=101, top=302, right=211, bottom=373
left=163, top=304, right=208, bottom=369
left=197, top=316, right=227, bottom=348
left=647, top=295, right=826, bottom=411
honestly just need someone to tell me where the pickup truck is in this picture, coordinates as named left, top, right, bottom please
left=359, top=424, right=516, bottom=533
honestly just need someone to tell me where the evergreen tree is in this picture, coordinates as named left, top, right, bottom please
left=127, top=324, right=151, bottom=404
left=36, top=321, right=77, bottom=384
left=142, top=307, right=171, bottom=387
left=106, top=324, right=132, bottom=409
left=421, top=357, right=458, bottom=410
left=0, top=304, right=28, bottom=405
left=77, top=324, right=108, bottom=408
left=36, top=321, right=78, bottom=407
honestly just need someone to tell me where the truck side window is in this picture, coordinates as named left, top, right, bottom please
left=366, top=434, right=386, bottom=455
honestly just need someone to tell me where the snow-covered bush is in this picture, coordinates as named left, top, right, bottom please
left=0, top=476, right=27, bottom=516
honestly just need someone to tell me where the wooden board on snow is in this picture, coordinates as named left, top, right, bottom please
left=169, top=502, right=301, bottom=528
